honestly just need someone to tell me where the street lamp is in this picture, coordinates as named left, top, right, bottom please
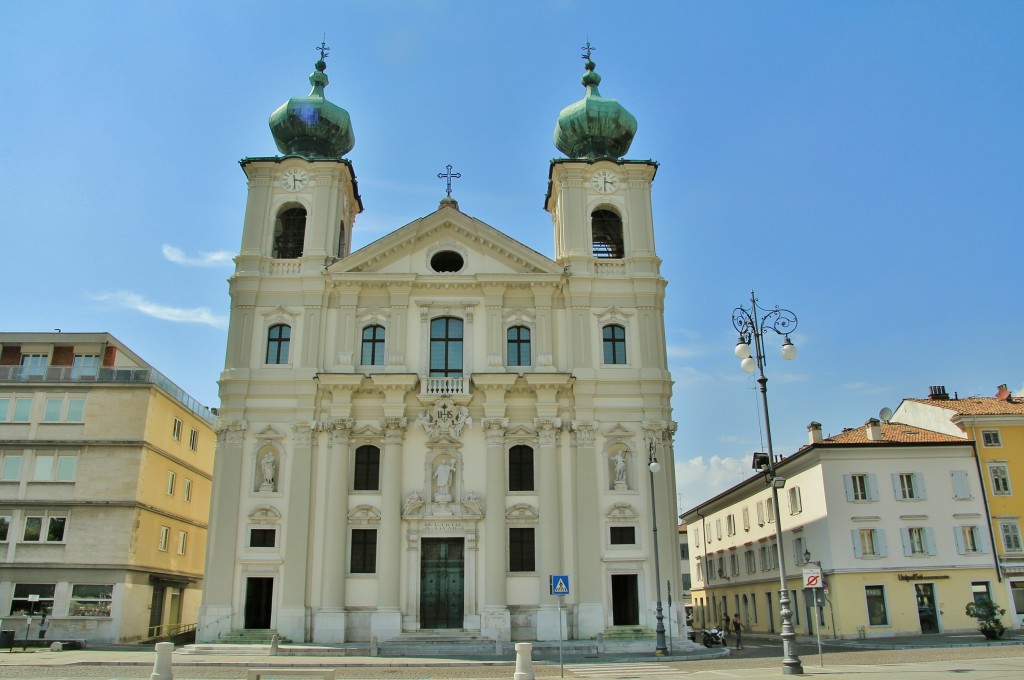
left=733, top=290, right=803, bottom=675
left=648, top=436, right=668, bottom=656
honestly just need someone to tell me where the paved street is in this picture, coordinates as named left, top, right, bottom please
left=3, top=638, right=1024, bottom=680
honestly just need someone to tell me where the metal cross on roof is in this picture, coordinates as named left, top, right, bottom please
left=581, top=40, right=596, bottom=61
left=437, top=164, right=461, bottom=197
left=316, top=39, right=330, bottom=61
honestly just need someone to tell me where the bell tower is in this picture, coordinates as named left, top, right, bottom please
left=201, top=45, right=362, bottom=643
left=544, top=48, right=659, bottom=275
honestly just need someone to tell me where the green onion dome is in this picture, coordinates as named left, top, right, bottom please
left=553, top=58, right=637, bottom=159
left=269, top=58, right=354, bottom=158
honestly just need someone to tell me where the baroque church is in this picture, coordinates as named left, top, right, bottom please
left=198, top=46, right=682, bottom=647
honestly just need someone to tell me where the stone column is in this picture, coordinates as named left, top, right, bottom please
left=372, top=416, right=407, bottom=640
left=571, top=421, right=603, bottom=638
left=534, top=417, right=564, bottom=641
left=316, top=418, right=353, bottom=642
left=278, top=422, right=315, bottom=641
left=481, top=417, right=510, bottom=641
left=387, top=285, right=411, bottom=370
left=197, top=421, right=245, bottom=641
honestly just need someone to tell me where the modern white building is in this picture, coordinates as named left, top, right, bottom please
left=198, top=49, right=682, bottom=648
left=682, top=419, right=1006, bottom=638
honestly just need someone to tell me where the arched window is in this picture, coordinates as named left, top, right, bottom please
left=506, top=326, right=531, bottom=366
left=361, top=325, right=385, bottom=366
left=353, top=445, right=381, bottom=491
left=592, top=209, right=624, bottom=259
left=273, top=207, right=306, bottom=259
left=266, top=324, right=291, bottom=364
left=508, top=445, right=534, bottom=491
left=429, top=317, right=463, bottom=377
left=602, top=324, right=627, bottom=364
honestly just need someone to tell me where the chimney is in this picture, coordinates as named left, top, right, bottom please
left=807, top=421, right=823, bottom=444
left=866, top=418, right=883, bottom=441
left=928, top=385, right=949, bottom=400
left=996, top=384, right=1011, bottom=401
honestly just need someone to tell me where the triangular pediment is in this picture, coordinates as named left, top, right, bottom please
left=604, top=424, right=634, bottom=438
left=352, top=424, right=382, bottom=439
left=327, top=204, right=562, bottom=277
left=255, top=425, right=286, bottom=441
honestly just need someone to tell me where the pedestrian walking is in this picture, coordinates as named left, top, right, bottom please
left=38, top=613, right=49, bottom=639
left=732, top=613, right=743, bottom=649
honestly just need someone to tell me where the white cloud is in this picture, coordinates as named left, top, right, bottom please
left=666, top=344, right=707, bottom=359
left=676, top=455, right=751, bottom=512
left=161, top=244, right=234, bottom=267
left=842, top=382, right=894, bottom=395
left=93, top=291, right=228, bottom=330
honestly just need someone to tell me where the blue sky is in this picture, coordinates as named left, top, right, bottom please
left=3, top=1, right=1021, bottom=509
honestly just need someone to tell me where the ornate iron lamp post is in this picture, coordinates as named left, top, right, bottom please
left=648, top=436, right=668, bottom=656
left=732, top=290, right=803, bottom=675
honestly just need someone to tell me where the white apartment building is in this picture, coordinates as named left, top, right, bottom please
left=682, top=419, right=1007, bottom=638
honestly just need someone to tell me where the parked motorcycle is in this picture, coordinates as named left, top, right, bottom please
left=702, top=627, right=725, bottom=647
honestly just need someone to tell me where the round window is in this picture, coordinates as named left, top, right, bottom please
left=430, top=251, right=464, bottom=273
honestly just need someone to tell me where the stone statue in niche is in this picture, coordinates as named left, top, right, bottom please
left=260, top=451, right=277, bottom=492
left=612, top=451, right=628, bottom=490
left=433, top=457, right=456, bottom=503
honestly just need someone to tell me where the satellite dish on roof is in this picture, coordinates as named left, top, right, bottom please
left=879, top=407, right=893, bottom=423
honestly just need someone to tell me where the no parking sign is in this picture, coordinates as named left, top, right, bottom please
left=803, top=567, right=823, bottom=588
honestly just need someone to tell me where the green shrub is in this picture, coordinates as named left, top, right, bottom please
left=965, top=598, right=1006, bottom=640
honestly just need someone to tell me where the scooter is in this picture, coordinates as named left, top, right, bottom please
left=702, top=627, right=725, bottom=647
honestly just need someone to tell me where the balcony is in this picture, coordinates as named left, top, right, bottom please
left=0, top=365, right=215, bottom=423
left=421, top=376, right=468, bottom=397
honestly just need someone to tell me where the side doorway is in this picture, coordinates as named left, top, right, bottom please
left=611, top=574, right=639, bottom=626
left=244, top=577, right=274, bottom=629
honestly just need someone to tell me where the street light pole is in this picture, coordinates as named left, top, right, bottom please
left=648, top=436, right=668, bottom=656
left=733, top=289, right=803, bottom=675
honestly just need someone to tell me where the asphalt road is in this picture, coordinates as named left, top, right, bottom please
left=3, top=644, right=1024, bottom=679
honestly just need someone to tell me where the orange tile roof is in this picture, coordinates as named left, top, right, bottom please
left=904, top=396, right=1024, bottom=416
left=822, top=422, right=965, bottom=445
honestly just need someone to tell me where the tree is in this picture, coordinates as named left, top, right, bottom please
left=965, top=598, right=1006, bottom=640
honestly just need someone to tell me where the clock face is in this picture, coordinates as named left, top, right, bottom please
left=591, top=170, right=619, bottom=194
left=281, top=168, right=309, bottom=192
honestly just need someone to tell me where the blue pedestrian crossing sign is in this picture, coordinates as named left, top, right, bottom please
left=550, top=575, right=570, bottom=596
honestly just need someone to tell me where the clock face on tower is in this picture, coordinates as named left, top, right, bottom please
left=280, top=168, right=310, bottom=192
left=591, top=170, right=619, bottom=194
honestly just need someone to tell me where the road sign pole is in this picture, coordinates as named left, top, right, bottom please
left=558, top=596, right=564, bottom=678
left=815, top=601, right=823, bottom=667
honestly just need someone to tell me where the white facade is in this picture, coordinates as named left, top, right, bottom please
left=682, top=421, right=1004, bottom=638
left=198, top=68, right=682, bottom=646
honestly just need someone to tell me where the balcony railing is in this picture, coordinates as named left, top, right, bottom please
left=0, top=365, right=215, bottom=423
left=421, top=376, right=468, bottom=396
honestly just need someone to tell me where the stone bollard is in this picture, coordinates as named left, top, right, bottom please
left=514, top=642, right=535, bottom=680
left=49, top=642, right=63, bottom=652
left=150, top=641, right=174, bottom=680
left=270, top=634, right=280, bottom=656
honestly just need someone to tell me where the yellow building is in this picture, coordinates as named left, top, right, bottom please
left=0, top=332, right=215, bottom=643
left=894, top=384, right=1024, bottom=627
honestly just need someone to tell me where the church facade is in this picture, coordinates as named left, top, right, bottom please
left=198, top=48, right=682, bottom=646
